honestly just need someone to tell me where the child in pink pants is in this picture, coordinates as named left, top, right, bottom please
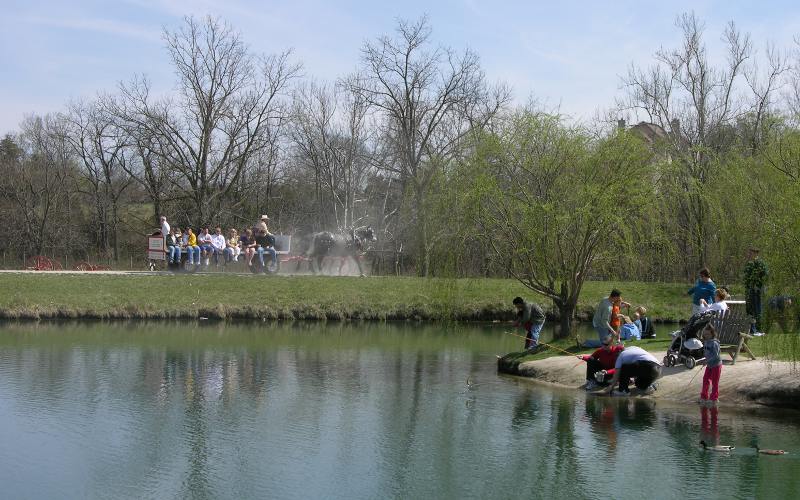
left=700, top=325, right=722, bottom=405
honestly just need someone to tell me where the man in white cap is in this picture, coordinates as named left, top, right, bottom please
left=255, top=215, right=273, bottom=236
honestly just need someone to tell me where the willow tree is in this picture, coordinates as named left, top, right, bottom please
left=464, top=111, right=653, bottom=336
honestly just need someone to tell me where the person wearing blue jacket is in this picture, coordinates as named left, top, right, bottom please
left=688, top=268, right=716, bottom=316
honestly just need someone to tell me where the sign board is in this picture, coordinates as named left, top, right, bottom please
left=148, top=235, right=166, bottom=261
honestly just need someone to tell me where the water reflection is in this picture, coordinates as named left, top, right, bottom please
left=0, top=321, right=798, bottom=499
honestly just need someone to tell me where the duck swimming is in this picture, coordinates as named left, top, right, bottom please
left=756, top=445, right=787, bottom=455
left=700, top=440, right=734, bottom=452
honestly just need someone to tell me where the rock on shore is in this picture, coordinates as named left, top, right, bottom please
left=498, top=350, right=800, bottom=410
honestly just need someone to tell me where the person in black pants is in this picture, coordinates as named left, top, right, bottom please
left=603, top=346, right=662, bottom=394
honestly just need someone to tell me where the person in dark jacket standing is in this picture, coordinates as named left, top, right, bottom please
left=512, top=297, right=545, bottom=351
left=743, top=248, right=768, bottom=334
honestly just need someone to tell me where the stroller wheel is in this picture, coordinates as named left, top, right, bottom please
left=667, top=354, right=677, bottom=367
left=684, top=357, right=696, bottom=369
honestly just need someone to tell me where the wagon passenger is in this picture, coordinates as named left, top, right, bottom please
left=211, top=227, right=226, bottom=266
left=182, top=228, right=200, bottom=266
left=224, top=229, right=240, bottom=263
left=254, top=229, right=277, bottom=270
left=167, top=228, right=182, bottom=264
left=198, top=228, right=214, bottom=267
left=241, top=229, right=257, bottom=267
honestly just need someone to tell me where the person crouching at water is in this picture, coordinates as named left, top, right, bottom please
left=512, top=297, right=545, bottom=351
left=699, top=324, right=722, bottom=406
left=603, top=346, right=662, bottom=395
left=580, top=335, right=624, bottom=390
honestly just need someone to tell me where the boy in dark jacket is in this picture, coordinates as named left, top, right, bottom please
left=512, top=297, right=545, bottom=351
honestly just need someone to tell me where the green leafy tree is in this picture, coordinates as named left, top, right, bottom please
left=462, top=111, right=653, bottom=336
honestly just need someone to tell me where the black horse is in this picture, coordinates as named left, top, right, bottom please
left=306, top=226, right=376, bottom=276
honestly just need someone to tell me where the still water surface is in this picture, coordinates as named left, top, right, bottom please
left=0, top=321, right=799, bottom=499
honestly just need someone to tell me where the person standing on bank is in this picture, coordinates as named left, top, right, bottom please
left=603, top=345, right=662, bottom=395
left=688, top=268, right=716, bottom=317
left=512, top=297, right=546, bottom=351
left=699, top=324, right=722, bottom=406
left=589, top=289, right=625, bottom=348
left=743, top=248, right=768, bottom=334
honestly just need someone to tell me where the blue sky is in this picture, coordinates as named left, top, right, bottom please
left=2, top=0, right=799, bottom=134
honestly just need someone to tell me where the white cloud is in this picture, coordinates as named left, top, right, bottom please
left=26, top=15, right=161, bottom=42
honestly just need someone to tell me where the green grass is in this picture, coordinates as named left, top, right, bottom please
left=0, top=274, right=692, bottom=321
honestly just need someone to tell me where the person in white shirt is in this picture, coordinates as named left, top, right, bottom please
left=160, top=216, right=170, bottom=237
left=210, top=227, right=227, bottom=267
left=198, top=228, right=214, bottom=266
left=700, top=289, right=730, bottom=314
left=603, top=346, right=662, bottom=394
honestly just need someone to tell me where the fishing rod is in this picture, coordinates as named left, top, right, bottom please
left=682, top=364, right=706, bottom=393
left=503, top=331, right=583, bottom=358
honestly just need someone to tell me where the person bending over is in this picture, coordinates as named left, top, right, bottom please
left=603, top=346, right=662, bottom=395
left=512, top=297, right=545, bottom=351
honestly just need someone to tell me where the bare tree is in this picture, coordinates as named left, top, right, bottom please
left=64, top=99, right=134, bottom=260
left=290, top=81, right=374, bottom=231
left=348, top=16, right=509, bottom=276
left=115, top=16, right=300, bottom=227
left=0, top=116, right=77, bottom=256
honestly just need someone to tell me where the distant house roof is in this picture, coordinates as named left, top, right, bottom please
left=630, top=122, right=670, bottom=143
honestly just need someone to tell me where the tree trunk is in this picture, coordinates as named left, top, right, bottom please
left=414, top=185, right=429, bottom=277
left=556, top=295, right=577, bottom=340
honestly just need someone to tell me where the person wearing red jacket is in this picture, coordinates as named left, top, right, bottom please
left=580, top=336, right=624, bottom=390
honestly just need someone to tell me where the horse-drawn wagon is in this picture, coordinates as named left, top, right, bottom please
left=147, top=232, right=292, bottom=274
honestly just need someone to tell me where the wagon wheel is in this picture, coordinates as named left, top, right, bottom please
left=49, top=259, right=63, bottom=270
left=265, top=259, right=280, bottom=275
left=25, top=255, right=53, bottom=271
left=74, top=261, right=93, bottom=271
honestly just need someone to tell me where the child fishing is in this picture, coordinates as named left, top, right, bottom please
left=700, top=324, right=722, bottom=406
left=512, top=297, right=546, bottom=351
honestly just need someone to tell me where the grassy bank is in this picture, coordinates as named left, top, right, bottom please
left=0, top=273, right=693, bottom=321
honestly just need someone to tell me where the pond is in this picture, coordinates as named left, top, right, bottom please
left=0, top=321, right=798, bottom=499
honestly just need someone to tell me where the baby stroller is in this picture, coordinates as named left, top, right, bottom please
left=663, top=310, right=715, bottom=369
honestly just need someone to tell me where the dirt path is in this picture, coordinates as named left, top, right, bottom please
left=499, top=350, right=800, bottom=410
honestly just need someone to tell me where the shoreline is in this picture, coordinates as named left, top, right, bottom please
left=497, top=349, right=800, bottom=411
